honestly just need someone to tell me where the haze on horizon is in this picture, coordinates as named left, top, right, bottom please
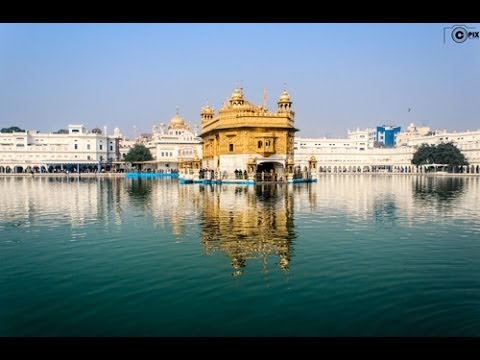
left=0, top=23, right=479, bottom=139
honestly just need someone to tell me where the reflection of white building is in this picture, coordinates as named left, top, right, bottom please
left=0, top=125, right=119, bottom=173
left=293, top=174, right=479, bottom=228
left=0, top=176, right=101, bottom=228
left=143, top=108, right=203, bottom=172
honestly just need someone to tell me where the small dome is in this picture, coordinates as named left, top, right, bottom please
left=201, top=104, right=215, bottom=115
left=169, top=107, right=187, bottom=129
left=231, top=87, right=243, bottom=101
left=278, top=89, right=291, bottom=103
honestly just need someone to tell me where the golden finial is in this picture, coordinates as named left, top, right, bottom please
left=283, top=82, right=287, bottom=91
left=176, top=105, right=179, bottom=114
left=263, top=86, right=267, bottom=110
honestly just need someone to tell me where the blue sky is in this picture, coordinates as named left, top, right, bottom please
left=0, top=23, right=479, bottom=138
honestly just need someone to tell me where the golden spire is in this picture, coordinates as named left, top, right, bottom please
left=263, top=86, right=267, bottom=110
left=176, top=105, right=179, bottom=114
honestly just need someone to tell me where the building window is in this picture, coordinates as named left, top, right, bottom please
left=87, top=144, right=90, bottom=150
left=258, top=141, right=262, bottom=148
left=99, top=145, right=103, bottom=150
left=161, top=152, right=164, bottom=157
left=110, top=146, right=113, bottom=151
left=170, top=152, right=172, bottom=156
left=265, top=140, right=270, bottom=148
left=74, top=144, right=78, bottom=150
left=229, top=144, right=234, bottom=152
left=87, top=155, right=91, bottom=160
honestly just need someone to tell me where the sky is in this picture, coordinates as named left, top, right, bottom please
left=0, top=23, right=479, bottom=139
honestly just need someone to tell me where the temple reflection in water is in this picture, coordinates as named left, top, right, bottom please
left=2, top=175, right=477, bottom=277
left=198, top=183, right=296, bottom=276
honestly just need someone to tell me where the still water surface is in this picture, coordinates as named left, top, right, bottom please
left=1, top=175, right=480, bottom=336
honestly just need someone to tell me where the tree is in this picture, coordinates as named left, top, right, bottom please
left=124, top=144, right=153, bottom=162
left=412, top=143, right=468, bottom=166
left=1, top=126, right=25, bottom=133
left=54, top=129, right=69, bottom=134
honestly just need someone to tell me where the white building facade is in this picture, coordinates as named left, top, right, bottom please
left=295, top=136, right=416, bottom=173
left=142, top=109, right=203, bottom=172
left=0, top=124, right=119, bottom=173
left=294, top=124, right=480, bottom=174
left=402, top=128, right=480, bottom=173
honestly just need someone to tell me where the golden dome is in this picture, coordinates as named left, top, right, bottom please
left=170, top=113, right=185, bottom=126
left=169, top=107, right=187, bottom=129
left=278, top=89, right=291, bottom=103
left=231, top=87, right=243, bottom=101
left=201, top=104, right=215, bottom=115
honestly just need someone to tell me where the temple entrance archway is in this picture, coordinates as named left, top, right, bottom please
left=256, top=161, right=285, bottom=181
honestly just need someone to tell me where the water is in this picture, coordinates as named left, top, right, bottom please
left=1, top=175, right=480, bottom=336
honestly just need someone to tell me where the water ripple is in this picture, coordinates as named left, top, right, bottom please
left=1, top=176, right=480, bottom=335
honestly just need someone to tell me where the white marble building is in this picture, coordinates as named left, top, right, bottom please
left=294, top=124, right=480, bottom=174
left=0, top=124, right=119, bottom=173
left=142, top=109, right=202, bottom=172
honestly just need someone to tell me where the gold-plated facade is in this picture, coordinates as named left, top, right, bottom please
left=200, top=86, right=298, bottom=175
